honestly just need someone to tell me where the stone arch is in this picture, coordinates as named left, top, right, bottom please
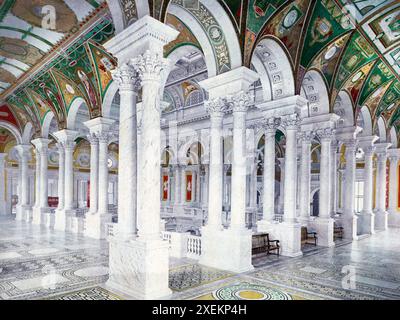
left=389, top=127, right=398, bottom=148
left=101, top=81, right=119, bottom=119
left=66, top=97, right=89, bottom=130
left=41, top=111, right=58, bottom=138
left=21, top=122, right=34, bottom=144
left=106, top=0, right=150, bottom=34
left=0, top=121, right=22, bottom=144
left=356, top=106, right=373, bottom=137
left=375, top=116, right=387, bottom=142
left=333, top=90, right=354, bottom=128
left=251, top=37, right=295, bottom=101
left=301, top=69, right=330, bottom=117
left=167, top=0, right=241, bottom=77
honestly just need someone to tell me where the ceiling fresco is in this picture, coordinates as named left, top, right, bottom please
left=0, top=0, right=398, bottom=143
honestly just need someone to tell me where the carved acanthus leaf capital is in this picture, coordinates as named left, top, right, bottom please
left=111, top=64, right=140, bottom=92
left=316, top=128, right=335, bottom=141
left=130, top=50, right=170, bottom=82
left=262, top=117, right=281, bottom=133
left=298, top=131, right=315, bottom=143
left=226, top=91, right=253, bottom=113
left=281, top=113, right=300, bottom=129
left=205, top=97, right=228, bottom=117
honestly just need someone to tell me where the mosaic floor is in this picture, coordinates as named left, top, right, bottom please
left=1, top=215, right=399, bottom=300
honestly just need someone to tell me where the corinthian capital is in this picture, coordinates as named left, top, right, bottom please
left=226, top=91, right=253, bottom=113
left=111, top=64, right=140, bottom=92
left=262, top=117, right=281, bottom=132
left=205, top=97, right=228, bottom=117
left=130, top=50, right=170, bottom=82
left=298, top=131, right=315, bottom=143
left=281, top=113, right=300, bottom=129
left=316, top=128, right=335, bottom=141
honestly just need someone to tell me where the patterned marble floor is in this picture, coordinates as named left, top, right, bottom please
left=1, top=215, right=399, bottom=300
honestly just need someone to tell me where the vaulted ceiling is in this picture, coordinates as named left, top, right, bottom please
left=0, top=0, right=398, bottom=144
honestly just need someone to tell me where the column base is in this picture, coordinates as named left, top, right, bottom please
left=70, top=216, right=85, bottom=234
left=258, top=220, right=302, bottom=257
left=16, top=205, right=31, bottom=221
left=54, top=209, right=75, bottom=232
left=45, top=211, right=55, bottom=228
left=106, top=236, right=172, bottom=300
left=308, top=217, right=335, bottom=247
left=374, top=209, right=388, bottom=231
left=358, top=210, right=375, bottom=235
left=85, top=213, right=111, bottom=239
left=32, top=206, right=50, bottom=225
left=388, top=209, right=400, bottom=228
left=336, top=214, right=358, bottom=240
left=298, top=217, right=311, bottom=227
left=199, top=225, right=253, bottom=273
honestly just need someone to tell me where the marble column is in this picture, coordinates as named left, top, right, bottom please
left=330, top=141, right=338, bottom=216
left=54, top=143, right=65, bottom=229
left=53, top=130, right=78, bottom=231
left=31, top=138, right=50, bottom=225
left=342, top=140, right=358, bottom=240
left=298, top=131, right=313, bottom=225
left=104, top=15, right=178, bottom=300
left=278, top=158, right=285, bottom=214
left=98, top=131, right=113, bottom=213
left=15, top=145, right=31, bottom=221
left=230, top=92, right=252, bottom=229
left=312, top=128, right=335, bottom=247
left=361, top=146, right=375, bottom=234
left=198, top=67, right=259, bottom=273
left=0, top=153, right=7, bottom=215
left=84, top=117, right=115, bottom=239
left=87, top=134, right=99, bottom=215
left=258, top=117, right=280, bottom=228
left=203, top=98, right=225, bottom=229
left=280, top=114, right=302, bottom=257
left=374, top=143, right=391, bottom=230
left=388, top=149, right=400, bottom=227
left=111, top=64, right=139, bottom=239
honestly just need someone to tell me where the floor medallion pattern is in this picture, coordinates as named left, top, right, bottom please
left=213, top=282, right=292, bottom=300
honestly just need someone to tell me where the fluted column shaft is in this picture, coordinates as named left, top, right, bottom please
left=278, top=158, right=285, bottom=213
left=299, top=132, right=313, bottom=221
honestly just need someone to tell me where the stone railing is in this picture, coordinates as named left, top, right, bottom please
left=106, top=222, right=117, bottom=237
left=161, top=231, right=202, bottom=260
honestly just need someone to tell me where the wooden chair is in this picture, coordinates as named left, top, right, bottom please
left=252, top=233, right=280, bottom=256
left=265, top=233, right=280, bottom=256
left=334, top=224, right=343, bottom=239
left=301, top=227, right=318, bottom=246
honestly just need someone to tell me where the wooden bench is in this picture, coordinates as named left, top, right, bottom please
left=301, top=227, right=318, bottom=246
left=334, top=224, right=343, bottom=239
left=252, top=233, right=280, bottom=256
